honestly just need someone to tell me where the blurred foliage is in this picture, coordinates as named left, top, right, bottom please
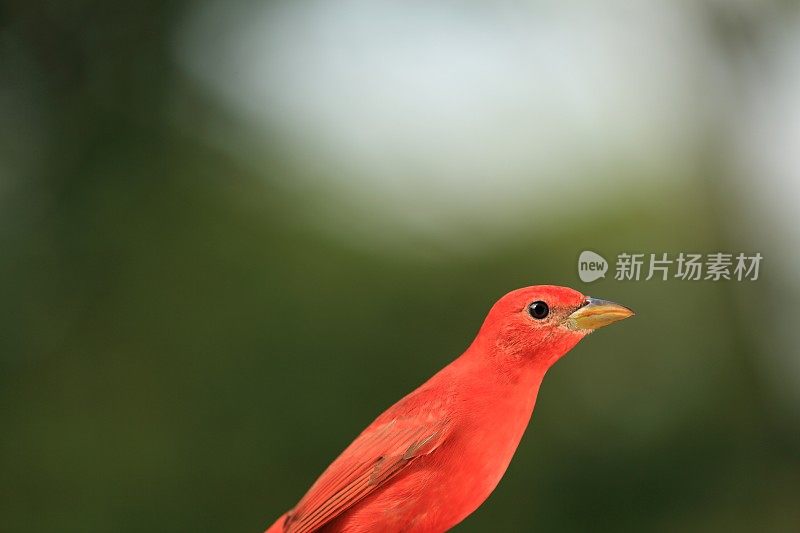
left=1, top=2, right=799, bottom=533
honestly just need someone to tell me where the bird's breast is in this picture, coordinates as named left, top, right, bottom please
left=325, top=372, right=543, bottom=533
left=380, top=378, right=543, bottom=531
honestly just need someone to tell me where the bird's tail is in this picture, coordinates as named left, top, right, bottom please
left=264, top=512, right=288, bottom=533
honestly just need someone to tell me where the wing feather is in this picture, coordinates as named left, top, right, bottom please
left=283, top=411, right=448, bottom=533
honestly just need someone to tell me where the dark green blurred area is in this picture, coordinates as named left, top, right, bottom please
left=2, top=2, right=799, bottom=532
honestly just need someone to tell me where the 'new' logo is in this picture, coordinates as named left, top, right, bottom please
left=578, top=251, right=608, bottom=283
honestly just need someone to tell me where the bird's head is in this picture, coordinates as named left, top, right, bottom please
left=475, top=285, right=634, bottom=370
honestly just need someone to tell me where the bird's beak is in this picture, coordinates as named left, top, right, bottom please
left=564, top=297, right=634, bottom=331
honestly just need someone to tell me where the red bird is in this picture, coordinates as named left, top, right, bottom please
left=265, top=286, right=633, bottom=532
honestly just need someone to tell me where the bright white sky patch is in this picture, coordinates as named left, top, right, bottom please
left=733, top=16, right=800, bottom=410
left=175, top=1, right=715, bottom=250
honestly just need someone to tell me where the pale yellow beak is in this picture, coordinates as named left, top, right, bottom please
left=564, top=297, right=634, bottom=331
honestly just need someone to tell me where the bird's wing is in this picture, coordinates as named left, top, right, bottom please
left=282, top=404, right=449, bottom=533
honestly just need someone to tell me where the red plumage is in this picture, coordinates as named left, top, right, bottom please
left=265, top=286, right=633, bottom=532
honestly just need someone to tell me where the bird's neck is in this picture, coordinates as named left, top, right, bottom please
left=459, top=332, right=550, bottom=387
left=436, top=342, right=547, bottom=494
left=439, top=341, right=548, bottom=421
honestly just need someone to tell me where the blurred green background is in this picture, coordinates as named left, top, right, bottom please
left=2, top=1, right=799, bottom=532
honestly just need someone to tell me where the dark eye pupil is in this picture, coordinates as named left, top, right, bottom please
left=528, top=301, right=549, bottom=319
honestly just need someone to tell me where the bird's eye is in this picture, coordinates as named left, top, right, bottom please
left=528, top=301, right=549, bottom=320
